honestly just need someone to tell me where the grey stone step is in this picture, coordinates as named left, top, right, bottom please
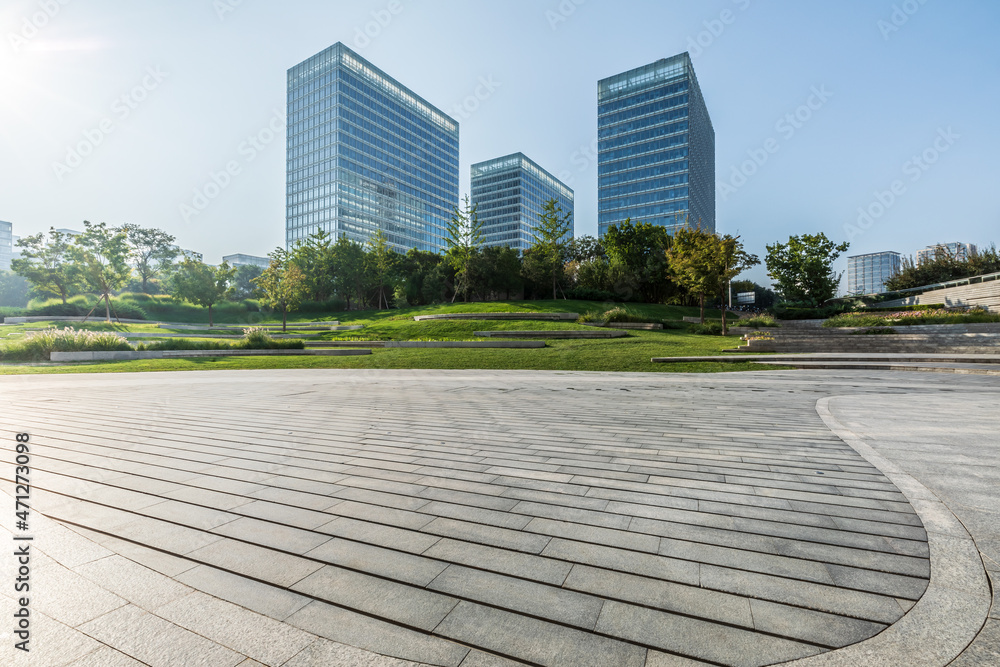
left=475, top=330, right=628, bottom=339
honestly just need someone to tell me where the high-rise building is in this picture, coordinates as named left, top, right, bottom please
left=597, top=52, right=715, bottom=238
left=223, top=253, right=270, bottom=268
left=0, top=221, right=12, bottom=271
left=470, top=153, right=574, bottom=252
left=917, top=242, right=977, bottom=265
left=847, top=251, right=902, bottom=295
left=286, top=42, right=459, bottom=253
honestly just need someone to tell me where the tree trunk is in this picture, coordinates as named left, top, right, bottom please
left=60, top=286, right=68, bottom=305
left=699, top=294, right=705, bottom=324
left=104, top=293, right=111, bottom=323
left=208, top=304, right=214, bottom=327
left=282, top=304, right=287, bottom=332
left=720, top=289, right=727, bottom=335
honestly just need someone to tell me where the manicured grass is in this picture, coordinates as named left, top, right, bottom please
left=0, top=300, right=777, bottom=375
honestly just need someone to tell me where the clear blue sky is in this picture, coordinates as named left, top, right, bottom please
left=2, top=0, right=998, bottom=288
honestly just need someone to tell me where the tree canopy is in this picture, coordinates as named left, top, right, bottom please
left=765, top=233, right=849, bottom=306
left=11, top=228, right=79, bottom=304
left=170, top=258, right=235, bottom=326
left=68, top=221, right=133, bottom=321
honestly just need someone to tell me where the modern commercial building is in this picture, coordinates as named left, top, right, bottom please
left=223, top=253, right=270, bottom=268
left=286, top=42, right=459, bottom=253
left=917, top=242, right=977, bottom=265
left=470, top=153, right=574, bottom=252
left=0, top=221, right=12, bottom=272
left=0, top=221, right=13, bottom=272
left=597, top=52, right=715, bottom=238
left=847, top=251, right=902, bottom=295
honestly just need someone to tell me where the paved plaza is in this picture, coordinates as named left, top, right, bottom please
left=0, top=368, right=997, bottom=666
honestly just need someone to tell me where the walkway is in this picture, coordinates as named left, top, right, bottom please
left=0, top=369, right=997, bottom=666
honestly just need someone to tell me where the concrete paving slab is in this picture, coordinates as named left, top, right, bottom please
left=5, top=369, right=1000, bottom=666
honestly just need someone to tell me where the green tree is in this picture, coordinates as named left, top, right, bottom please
left=11, top=228, right=79, bottom=304
left=170, top=258, right=236, bottom=326
left=602, top=219, right=673, bottom=302
left=122, top=224, right=178, bottom=293
left=527, top=198, right=572, bottom=299
left=885, top=244, right=1000, bottom=291
left=483, top=246, right=523, bottom=300
left=331, top=234, right=366, bottom=310
left=290, top=230, right=336, bottom=300
left=445, top=195, right=483, bottom=303
left=68, top=221, right=132, bottom=322
left=397, top=248, right=445, bottom=306
left=231, top=264, right=264, bottom=300
left=765, top=233, right=850, bottom=306
left=253, top=249, right=309, bottom=331
left=366, top=229, right=399, bottom=310
left=709, top=235, right=759, bottom=334
left=567, top=235, right=604, bottom=262
left=667, top=225, right=719, bottom=323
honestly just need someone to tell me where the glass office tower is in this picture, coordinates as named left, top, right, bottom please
left=917, top=242, right=977, bottom=265
left=286, top=42, right=459, bottom=252
left=0, top=221, right=12, bottom=272
left=470, top=153, right=574, bottom=252
left=597, top=52, right=715, bottom=237
left=847, top=251, right=902, bottom=295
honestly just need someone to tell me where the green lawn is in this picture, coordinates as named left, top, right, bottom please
left=0, top=300, right=783, bottom=375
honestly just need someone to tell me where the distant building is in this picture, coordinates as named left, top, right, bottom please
left=286, top=42, right=459, bottom=253
left=597, top=52, right=715, bottom=237
left=917, top=242, right=977, bottom=265
left=54, top=228, right=82, bottom=237
left=470, top=153, right=574, bottom=252
left=0, top=221, right=12, bottom=271
left=847, top=251, right=902, bottom=295
left=223, top=253, right=270, bottom=269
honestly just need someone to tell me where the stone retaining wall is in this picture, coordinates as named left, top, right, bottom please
left=50, top=349, right=372, bottom=361
left=414, top=312, right=578, bottom=321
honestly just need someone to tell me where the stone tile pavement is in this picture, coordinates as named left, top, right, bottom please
left=0, top=369, right=997, bottom=666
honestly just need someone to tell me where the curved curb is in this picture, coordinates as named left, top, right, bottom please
left=777, top=396, right=991, bottom=666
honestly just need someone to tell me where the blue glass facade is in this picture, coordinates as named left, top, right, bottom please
left=470, top=153, right=574, bottom=252
left=597, top=53, right=715, bottom=237
left=0, top=220, right=11, bottom=272
left=286, top=42, right=459, bottom=252
left=847, top=251, right=901, bottom=295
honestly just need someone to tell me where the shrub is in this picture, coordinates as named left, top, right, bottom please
left=565, top=287, right=616, bottom=302
left=0, top=306, right=26, bottom=318
left=689, top=322, right=724, bottom=336
left=135, top=328, right=305, bottom=352
left=738, top=315, right=779, bottom=328
left=602, top=306, right=649, bottom=323
left=825, top=308, right=1000, bottom=327
left=577, top=309, right=606, bottom=324
left=1, top=327, right=131, bottom=361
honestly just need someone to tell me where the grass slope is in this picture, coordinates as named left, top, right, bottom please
left=0, top=300, right=781, bottom=375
